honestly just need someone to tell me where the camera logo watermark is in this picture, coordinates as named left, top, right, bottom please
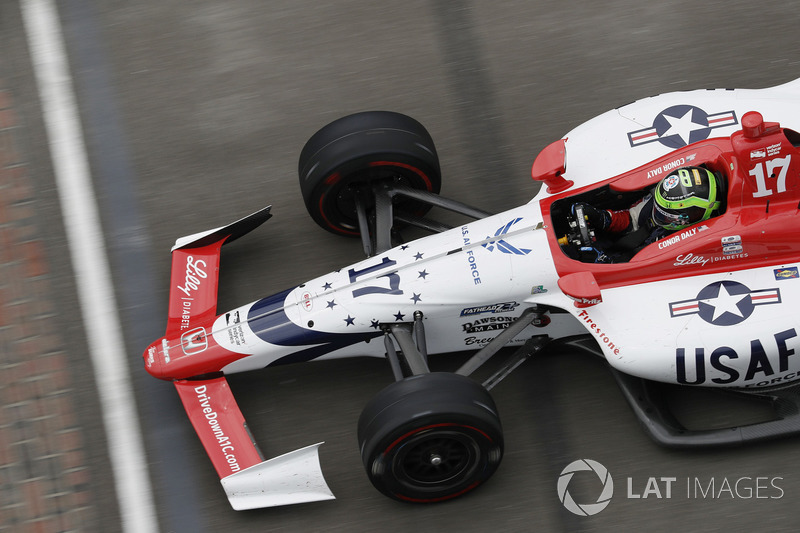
left=557, top=459, right=614, bottom=516
left=557, top=459, right=785, bottom=517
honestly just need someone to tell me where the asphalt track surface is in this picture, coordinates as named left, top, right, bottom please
left=4, top=1, right=800, bottom=532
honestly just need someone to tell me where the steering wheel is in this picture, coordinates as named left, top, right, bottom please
left=572, top=204, right=594, bottom=247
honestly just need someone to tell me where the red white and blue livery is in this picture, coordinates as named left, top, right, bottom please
left=144, top=77, right=800, bottom=510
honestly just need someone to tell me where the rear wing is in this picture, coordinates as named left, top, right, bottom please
left=163, top=206, right=335, bottom=509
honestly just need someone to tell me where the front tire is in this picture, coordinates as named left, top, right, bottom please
left=298, top=111, right=442, bottom=236
left=357, top=372, right=503, bottom=503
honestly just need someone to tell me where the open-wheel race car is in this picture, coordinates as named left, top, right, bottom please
left=144, top=77, right=800, bottom=510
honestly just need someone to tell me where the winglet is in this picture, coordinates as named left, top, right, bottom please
left=171, top=206, right=272, bottom=252
left=221, top=443, right=335, bottom=510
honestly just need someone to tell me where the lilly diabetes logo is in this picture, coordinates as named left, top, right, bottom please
left=557, top=459, right=614, bottom=516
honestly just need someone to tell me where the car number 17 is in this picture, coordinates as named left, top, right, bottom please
left=750, top=155, right=792, bottom=198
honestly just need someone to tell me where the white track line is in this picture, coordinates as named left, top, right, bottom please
left=20, top=1, right=159, bottom=531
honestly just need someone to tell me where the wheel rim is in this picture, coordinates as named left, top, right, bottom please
left=391, top=429, right=481, bottom=492
left=326, top=163, right=434, bottom=228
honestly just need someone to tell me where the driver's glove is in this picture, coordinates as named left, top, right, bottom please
left=572, top=202, right=611, bottom=230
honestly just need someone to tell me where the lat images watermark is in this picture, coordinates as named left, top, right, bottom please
left=557, top=459, right=614, bottom=516
left=557, top=459, right=785, bottom=516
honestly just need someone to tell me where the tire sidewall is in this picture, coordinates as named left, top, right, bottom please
left=358, top=373, right=503, bottom=503
left=298, top=111, right=441, bottom=236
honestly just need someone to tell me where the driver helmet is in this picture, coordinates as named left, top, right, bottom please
left=652, top=166, right=720, bottom=230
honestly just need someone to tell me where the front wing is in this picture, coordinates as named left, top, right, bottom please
left=174, top=377, right=333, bottom=510
left=156, top=207, right=335, bottom=510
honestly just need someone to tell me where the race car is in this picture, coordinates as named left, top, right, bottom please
left=143, top=77, right=800, bottom=510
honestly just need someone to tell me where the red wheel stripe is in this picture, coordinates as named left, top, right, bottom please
left=317, top=160, right=435, bottom=235
left=383, top=422, right=492, bottom=454
left=317, top=187, right=359, bottom=236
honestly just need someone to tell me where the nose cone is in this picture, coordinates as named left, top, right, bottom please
left=143, top=338, right=167, bottom=379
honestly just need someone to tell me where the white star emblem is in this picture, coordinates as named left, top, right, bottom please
left=662, top=109, right=706, bottom=145
left=701, top=283, right=747, bottom=322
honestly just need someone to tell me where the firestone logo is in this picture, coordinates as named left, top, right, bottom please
left=557, top=459, right=614, bottom=516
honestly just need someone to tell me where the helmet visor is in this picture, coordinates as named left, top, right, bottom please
left=652, top=201, right=691, bottom=230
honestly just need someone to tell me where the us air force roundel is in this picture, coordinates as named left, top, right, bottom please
left=669, top=280, right=781, bottom=326
left=628, top=105, right=738, bottom=149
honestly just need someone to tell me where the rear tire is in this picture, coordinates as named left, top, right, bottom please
left=357, top=372, right=503, bottom=503
left=298, top=111, right=441, bottom=236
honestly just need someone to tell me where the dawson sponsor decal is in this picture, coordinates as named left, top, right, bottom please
left=460, top=301, right=519, bottom=316
left=462, top=315, right=518, bottom=334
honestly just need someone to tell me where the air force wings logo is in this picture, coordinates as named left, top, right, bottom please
left=628, top=105, right=738, bottom=149
left=669, top=281, right=780, bottom=326
left=482, top=218, right=531, bottom=255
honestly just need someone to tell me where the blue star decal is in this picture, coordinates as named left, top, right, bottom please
left=370, top=319, right=381, bottom=329
left=414, top=252, right=424, bottom=260
left=410, top=293, right=422, bottom=304
left=418, top=269, right=429, bottom=279
left=344, top=315, right=355, bottom=326
left=394, top=311, right=405, bottom=321
left=322, top=282, right=332, bottom=290
left=401, top=245, right=409, bottom=250
left=326, top=300, right=337, bottom=310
